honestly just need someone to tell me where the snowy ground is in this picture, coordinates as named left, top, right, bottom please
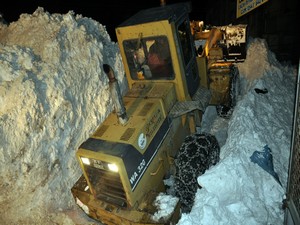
left=0, top=8, right=298, bottom=225
left=177, top=38, right=297, bottom=225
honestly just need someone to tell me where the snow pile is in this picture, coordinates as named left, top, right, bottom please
left=151, top=193, right=179, bottom=222
left=0, top=8, right=125, bottom=225
left=177, top=38, right=297, bottom=225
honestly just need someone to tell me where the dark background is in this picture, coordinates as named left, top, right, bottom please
left=2, top=0, right=299, bottom=65
left=3, top=0, right=204, bottom=41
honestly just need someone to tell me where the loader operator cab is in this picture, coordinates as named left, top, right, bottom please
left=116, top=2, right=200, bottom=99
left=124, top=35, right=174, bottom=80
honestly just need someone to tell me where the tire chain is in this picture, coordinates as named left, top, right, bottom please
left=174, top=132, right=220, bottom=213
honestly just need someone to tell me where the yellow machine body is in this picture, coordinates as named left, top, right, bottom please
left=72, top=82, right=190, bottom=224
left=71, top=2, right=245, bottom=225
left=208, top=62, right=237, bottom=106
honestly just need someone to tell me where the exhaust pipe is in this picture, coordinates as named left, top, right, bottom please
left=103, top=64, right=128, bottom=125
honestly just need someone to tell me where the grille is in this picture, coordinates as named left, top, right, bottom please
left=120, top=128, right=135, bottom=141
left=94, top=125, right=109, bottom=137
left=87, top=166, right=127, bottom=208
left=138, top=102, right=154, bottom=116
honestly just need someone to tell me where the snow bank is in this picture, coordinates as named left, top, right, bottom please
left=0, top=8, right=125, bottom=224
left=177, top=38, right=297, bottom=225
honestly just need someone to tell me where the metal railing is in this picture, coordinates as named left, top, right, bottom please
left=285, top=59, right=300, bottom=225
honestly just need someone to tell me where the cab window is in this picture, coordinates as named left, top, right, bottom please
left=178, top=19, right=194, bottom=68
left=123, top=35, right=174, bottom=80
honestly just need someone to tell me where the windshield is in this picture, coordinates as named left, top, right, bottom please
left=123, top=35, right=174, bottom=80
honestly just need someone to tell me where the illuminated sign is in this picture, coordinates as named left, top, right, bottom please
left=236, top=0, right=269, bottom=18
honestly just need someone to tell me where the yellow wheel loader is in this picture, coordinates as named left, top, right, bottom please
left=71, top=2, right=247, bottom=224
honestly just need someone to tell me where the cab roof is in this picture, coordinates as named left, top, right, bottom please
left=117, top=2, right=192, bottom=27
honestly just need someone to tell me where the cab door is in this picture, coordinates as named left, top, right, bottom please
left=177, top=18, right=200, bottom=97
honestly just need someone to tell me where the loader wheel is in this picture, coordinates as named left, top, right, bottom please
left=174, top=132, right=220, bottom=213
left=216, top=68, right=240, bottom=119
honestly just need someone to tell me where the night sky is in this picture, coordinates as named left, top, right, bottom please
left=2, top=0, right=299, bottom=64
left=2, top=0, right=207, bottom=41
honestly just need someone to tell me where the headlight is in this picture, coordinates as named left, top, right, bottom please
left=107, top=163, right=119, bottom=172
left=81, top=157, right=118, bottom=172
left=81, top=157, right=90, bottom=165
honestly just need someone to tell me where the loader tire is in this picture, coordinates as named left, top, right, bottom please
left=216, top=68, right=239, bottom=119
left=174, top=132, right=220, bottom=213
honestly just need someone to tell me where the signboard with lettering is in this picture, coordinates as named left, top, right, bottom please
left=236, top=0, right=269, bottom=18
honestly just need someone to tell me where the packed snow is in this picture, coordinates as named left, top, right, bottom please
left=0, top=7, right=297, bottom=225
left=0, top=8, right=124, bottom=225
left=177, top=38, right=297, bottom=224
